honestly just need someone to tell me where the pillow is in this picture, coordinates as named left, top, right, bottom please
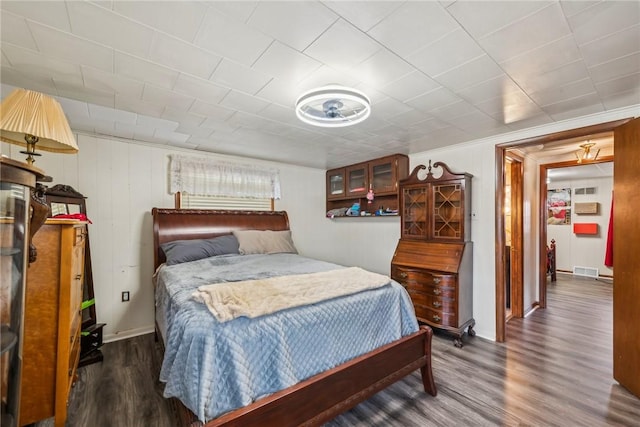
left=232, top=229, right=298, bottom=255
left=161, top=234, right=239, bottom=265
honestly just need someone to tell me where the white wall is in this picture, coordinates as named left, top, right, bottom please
left=547, top=176, right=613, bottom=277
left=4, top=103, right=636, bottom=343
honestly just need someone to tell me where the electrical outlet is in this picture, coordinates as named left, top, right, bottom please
left=121, top=291, right=130, bottom=302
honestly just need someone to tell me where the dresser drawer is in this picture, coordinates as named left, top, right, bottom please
left=392, top=266, right=456, bottom=287
left=73, top=226, right=86, bottom=247
left=414, top=304, right=457, bottom=327
left=405, top=289, right=456, bottom=312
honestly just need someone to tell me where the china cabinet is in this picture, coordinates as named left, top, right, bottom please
left=391, top=161, right=474, bottom=347
left=326, top=154, right=409, bottom=216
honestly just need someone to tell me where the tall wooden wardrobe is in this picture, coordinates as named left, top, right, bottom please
left=391, top=161, right=474, bottom=347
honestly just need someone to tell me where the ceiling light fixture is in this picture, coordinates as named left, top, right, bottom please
left=295, top=85, right=371, bottom=128
left=575, top=141, right=599, bottom=164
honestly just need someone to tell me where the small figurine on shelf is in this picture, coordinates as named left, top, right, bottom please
left=366, top=185, right=374, bottom=204
left=346, top=202, right=360, bottom=216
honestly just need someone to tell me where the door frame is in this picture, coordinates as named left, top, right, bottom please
left=505, top=152, right=524, bottom=319
left=494, top=118, right=630, bottom=342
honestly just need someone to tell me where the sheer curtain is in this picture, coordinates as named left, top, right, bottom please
left=169, top=154, right=281, bottom=199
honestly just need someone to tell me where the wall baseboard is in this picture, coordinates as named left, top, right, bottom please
left=104, top=325, right=155, bottom=343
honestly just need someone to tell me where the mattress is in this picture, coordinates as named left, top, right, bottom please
left=154, top=253, right=418, bottom=422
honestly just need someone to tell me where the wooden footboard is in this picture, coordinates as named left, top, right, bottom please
left=166, top=325, right=436, bottom=427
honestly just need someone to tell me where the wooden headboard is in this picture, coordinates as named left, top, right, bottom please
left=151, top=208, right=290, bottom=270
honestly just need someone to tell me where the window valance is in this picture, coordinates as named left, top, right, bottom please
left=169, top=154, right=281, bottom=199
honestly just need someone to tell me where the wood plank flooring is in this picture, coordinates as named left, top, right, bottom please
left=34, top=274, right=640, bottom=426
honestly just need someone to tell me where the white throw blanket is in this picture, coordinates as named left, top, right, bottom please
left=193, top=267, right=390, bottom=322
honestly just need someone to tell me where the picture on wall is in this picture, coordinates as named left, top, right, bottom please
left=547, top=188, right=571, bottom=225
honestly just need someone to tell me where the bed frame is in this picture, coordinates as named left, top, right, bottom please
left=151, top=208, right=437, bottom=427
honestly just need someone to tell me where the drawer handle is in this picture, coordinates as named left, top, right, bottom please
left=433, top=301, right=441, bottom=308
left=75, top=274, right=82, bottom=280
left=433, top=277, right=441, bottom=284
left=68, top=368, right=73, bottom=376
left=433, top=288, right=441, bottom=295
left=433, top=315, right=441, bottom=322
left=399, top=272, right=408, bottom=278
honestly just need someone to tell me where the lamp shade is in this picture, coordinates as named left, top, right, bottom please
left=0, top=88, right=78, bottom=154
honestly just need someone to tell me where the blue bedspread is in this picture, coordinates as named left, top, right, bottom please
left=155, top=253, right=418, bottom=422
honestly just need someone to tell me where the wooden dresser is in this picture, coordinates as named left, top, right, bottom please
left=19, top=219, right=87, bottom=426
left=391, top=161, right=474, bottom=347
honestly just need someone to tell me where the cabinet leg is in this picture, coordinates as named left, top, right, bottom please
left=467, top=324, right=476, bottom=337
left=454, top=337, right=463, bottom=348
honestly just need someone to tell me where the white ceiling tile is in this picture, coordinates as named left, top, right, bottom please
left=189, top=99, right=236, bottom=121
left=568, top=1, right=640, bottom=46
left=210, top=59, right=272, bottom=95
left=28, top=21, right=114, bottom=72
left=506, top=113, right=553, bottom=131
left=456, top=74, right=522, bottom=105
left=600, top=87, right=640, bottom=110
left=113, top=1, right=208, bottom=42
left=589, top=52, right=640, bottom=84
left=114, top=122, right=155, bottom=140
left=433, top=55, right=503, bottom=92
left=559, top=0, right=601, bottom=18
left=109, top=125, right=134, bottom=140
left=114, top=52, right=178, bottom=90
left=161, top=107, right=206, bottom=128
left=385, top=109, right=431, bottom=127
left=253, top=41, right=321, bottom=83
left=428, top=100, right=478, bottom=122
left=153, top=128, right=190, bottom=144
left=136, top=115, right=178, bottom=131
left=595, top=72, right=640, bottom=97
left=149, top=33, right=222, bottom=80
left=142, top=84, right=195, bottom=111
left=476, top=90, right=543, bottom=124
left=381, top=71, right=440, bottom=102
left=55, top=96, right=90, bottom=119
left=173, top=74, right=230, bottom=104
left=530, top=78, right=597, bottom=107
left=548, top=101, right=604, bottom=121
left=55, top=84, right=115, bottom=108
left=447, top=1, right=551, bottom=39
left=248, top=1, right=337, bottom=51
left=408, top=28, right=485, bottom=77
left=347, top=49, right=413, bottom=87
left=1, top=11, right=37, bottom=50
left=323, top=1, right=404, bottom=32
left=67, top=1, right=154, bottom=58
left=207, top=1, right=259, bottom=24
left=371, top=96, right=412, bottom=119
left=579, top=24, right=640, bottom=67
left=367, top=1, right=458, bottom=57
left=2, top=43, right=82, bottom=82
left=296, top=66, right=360, bottom=93
left=194, top=7, right=273, bottom=66
left=541, top=92, right=603, bottom=116
left=81, top=65, right=144, bottom=99
left=176, top=124, right=214, bottom=139
left=257, top=103, right=298, bottom=125
left=500, top=36, right=586, bottom=92
left=304, top=19, right=381, bottom=70
left=1, top=0, right=71, bottom=32
left=115, top=95, right=165, bottom=118
left=88, top=104, right=137, bottom=124
left=478, top=3, right=572, bottom=63
left=407, top=117, right=450, bottom=134
left=219, top=90, right=271, bottom=114
left=254, top=77, right=299, bottom=107
left=405, top=86, right=460, bottom=112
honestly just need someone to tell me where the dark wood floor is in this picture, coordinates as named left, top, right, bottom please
left=35, top=274, right=640, bottom=426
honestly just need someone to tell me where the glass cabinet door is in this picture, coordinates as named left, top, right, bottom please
left=1, top=174, right=31, bottom=426
left=401, top=187, right=428, bottom=239
left=326, top=169, right=345, bottom=200
left=369, top=158, right=395, bottom=194
left=346, top=164, right=368, bottom=197
left=432, top=182, right=463, bottom=240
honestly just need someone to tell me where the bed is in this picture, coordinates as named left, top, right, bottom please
left=151, top=208, right=437, bottom=427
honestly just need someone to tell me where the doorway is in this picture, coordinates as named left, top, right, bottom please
left=504, top=153, right=523, bottom=320
left=494, top=118, right=629, bottom=342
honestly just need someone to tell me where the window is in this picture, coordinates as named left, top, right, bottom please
left=175, top=192, right=273, bottom=211
left=169, top=154, right=280, bottom=211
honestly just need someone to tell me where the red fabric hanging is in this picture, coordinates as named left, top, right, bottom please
left=604, top=192, right=613, bottom=267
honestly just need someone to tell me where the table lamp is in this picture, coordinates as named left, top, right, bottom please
left=0, top=88, right=78, bottom=165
